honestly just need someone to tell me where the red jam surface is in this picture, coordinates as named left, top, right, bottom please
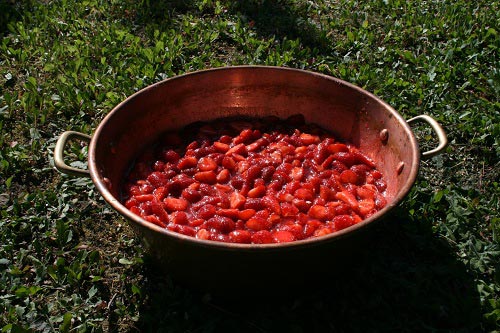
left=122, top=115, right=387, bottom=244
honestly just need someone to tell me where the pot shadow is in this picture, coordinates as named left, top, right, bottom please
left=132, top=211, right=482, bottom=332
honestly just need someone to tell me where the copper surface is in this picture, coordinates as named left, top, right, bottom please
left=86, top=66, right=423, bottom=294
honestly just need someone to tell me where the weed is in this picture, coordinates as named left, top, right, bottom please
left=1, top=0, right=499, bottom=331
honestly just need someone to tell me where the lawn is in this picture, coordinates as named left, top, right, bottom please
left=1, top=0, right=499, bottom=332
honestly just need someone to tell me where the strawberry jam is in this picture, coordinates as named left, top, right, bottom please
left=122, top=115, right=387, bottom=244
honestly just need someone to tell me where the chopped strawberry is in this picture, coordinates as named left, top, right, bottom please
left=251, top=230, right=274, bottom=244
left=308, top=205, right=329, bottom=221
left=335, top=190, right=359, bottom=210
left=228, top=230, right=252, bottom=243
left=143, top=215, right=167, bottom=228
left=245, top=217, right=272, bottom=231
left=358, top=199, right=376, bottom=217
left=194, top=171, right=217, bottom=184
left=262, top=196, right=281, bottom=214
left=238, top=209, right=256, bottom=220
left=198, top=157, right=218, bottom=171
left=163, top=197, right=189, bottom=212
left=177, top=156, right=197, bottom=169
left=230, top=192, right=246, bottom=209
left=272, top=230, right=296, bottom=243
left=333, top=215, right=355, bottom=231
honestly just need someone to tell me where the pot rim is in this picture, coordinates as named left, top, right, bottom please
left=88, top=65, right=420, bottom=250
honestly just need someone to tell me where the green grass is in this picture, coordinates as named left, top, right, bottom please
left=1, top=0, right=499, bottom=331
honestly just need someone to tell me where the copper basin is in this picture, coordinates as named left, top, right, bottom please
left=54, top=66, right=447, bottom=295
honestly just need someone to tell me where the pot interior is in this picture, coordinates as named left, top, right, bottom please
left=90, top=66, right=419, bottom=234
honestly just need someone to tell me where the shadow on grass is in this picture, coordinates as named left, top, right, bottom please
left=134, top=0, right=331, bottom=54
left=130, top=213, right=482, bottom=332
left=227, top=0, right=331, bottom=52
left=113, top=1, right=482, bottom=331
left=0, top=0, right=20, bottom=36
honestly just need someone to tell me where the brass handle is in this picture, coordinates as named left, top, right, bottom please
left=407, top=115, right=448, bottom=159
left=53, top=131, right=92, bottom=177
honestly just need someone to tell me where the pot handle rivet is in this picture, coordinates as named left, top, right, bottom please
left=379, top=129, right=389, bottom=143
left=396, top=161, right=405, bottom=175
left=53, top=131, right=92, bottom=177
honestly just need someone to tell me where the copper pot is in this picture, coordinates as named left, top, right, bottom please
left=54, top=66, right=447, bottom=295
